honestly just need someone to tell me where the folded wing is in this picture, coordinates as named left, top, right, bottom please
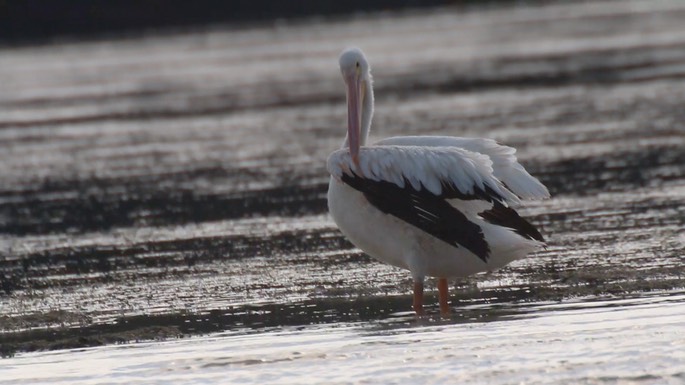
left=328, top=145, right=520, bottom=205
left=328, top=145, right=536, bottom=262
left=376, top=136, right=550, bottom=200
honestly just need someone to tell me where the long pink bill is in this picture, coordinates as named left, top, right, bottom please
left=345, top=73, right=362, bottom=169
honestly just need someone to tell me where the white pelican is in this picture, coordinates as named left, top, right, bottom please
left=327, top=47, right=550, bottom=315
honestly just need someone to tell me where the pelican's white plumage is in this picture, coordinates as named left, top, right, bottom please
left=327, top=47, right=549, bottom=315
left=328, top=146, right=519, bottom=203
left=376, top=136, right=549, bottom=200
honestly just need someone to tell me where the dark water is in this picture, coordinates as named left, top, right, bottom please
left=1, top=0, right=685, bottom=383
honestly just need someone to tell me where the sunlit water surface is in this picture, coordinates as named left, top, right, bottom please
left=3, top=293, right=685, bottom=384
left=2, top=0, right=685, bottom=383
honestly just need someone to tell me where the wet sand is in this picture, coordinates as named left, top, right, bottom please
left=1, top=0, right=685, bottom=363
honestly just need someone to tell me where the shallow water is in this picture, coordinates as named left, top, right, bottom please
left=1, top=0, right=685, bottom=383
left=3, top=292, right=685, bottom=384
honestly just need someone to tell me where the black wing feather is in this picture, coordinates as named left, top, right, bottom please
left=438, top=179, right=509, bottom=203
left=341, top=172, right=491, bottom=262
left=480, top=201, right=545, bottom=242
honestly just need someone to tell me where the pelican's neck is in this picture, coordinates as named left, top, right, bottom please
left=344, top=75, right=374, bottom=148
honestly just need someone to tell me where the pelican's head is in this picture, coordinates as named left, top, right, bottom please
left=339, top=47, right=370, bottom=167
left=339, top=47, right=370, bottom=79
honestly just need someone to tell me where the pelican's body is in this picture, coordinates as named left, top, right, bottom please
left=328, top=139, right=543, bottom=278
left=327, top=48, right=549, bottom=315
left=328, top=169, right=528, bottom=279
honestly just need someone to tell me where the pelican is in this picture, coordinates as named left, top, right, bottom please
left=327, top=47, right=550, bottom=315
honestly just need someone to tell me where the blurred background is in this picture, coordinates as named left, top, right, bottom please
left=1, top=0, right=685, bottom=382
left=2, top=0, right=484, bottom=45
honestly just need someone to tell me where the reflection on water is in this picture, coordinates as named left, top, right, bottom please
left=2, top=0, right=685, bottom=383
left=3, top=292, right=685, bottom=384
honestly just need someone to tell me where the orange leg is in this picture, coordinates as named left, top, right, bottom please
left=438, top=278, right=450, bottom=316
left=413, top=280, right=425, bottom=315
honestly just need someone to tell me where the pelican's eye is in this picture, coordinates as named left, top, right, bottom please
left=356, top=62, right=360, bottom=68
